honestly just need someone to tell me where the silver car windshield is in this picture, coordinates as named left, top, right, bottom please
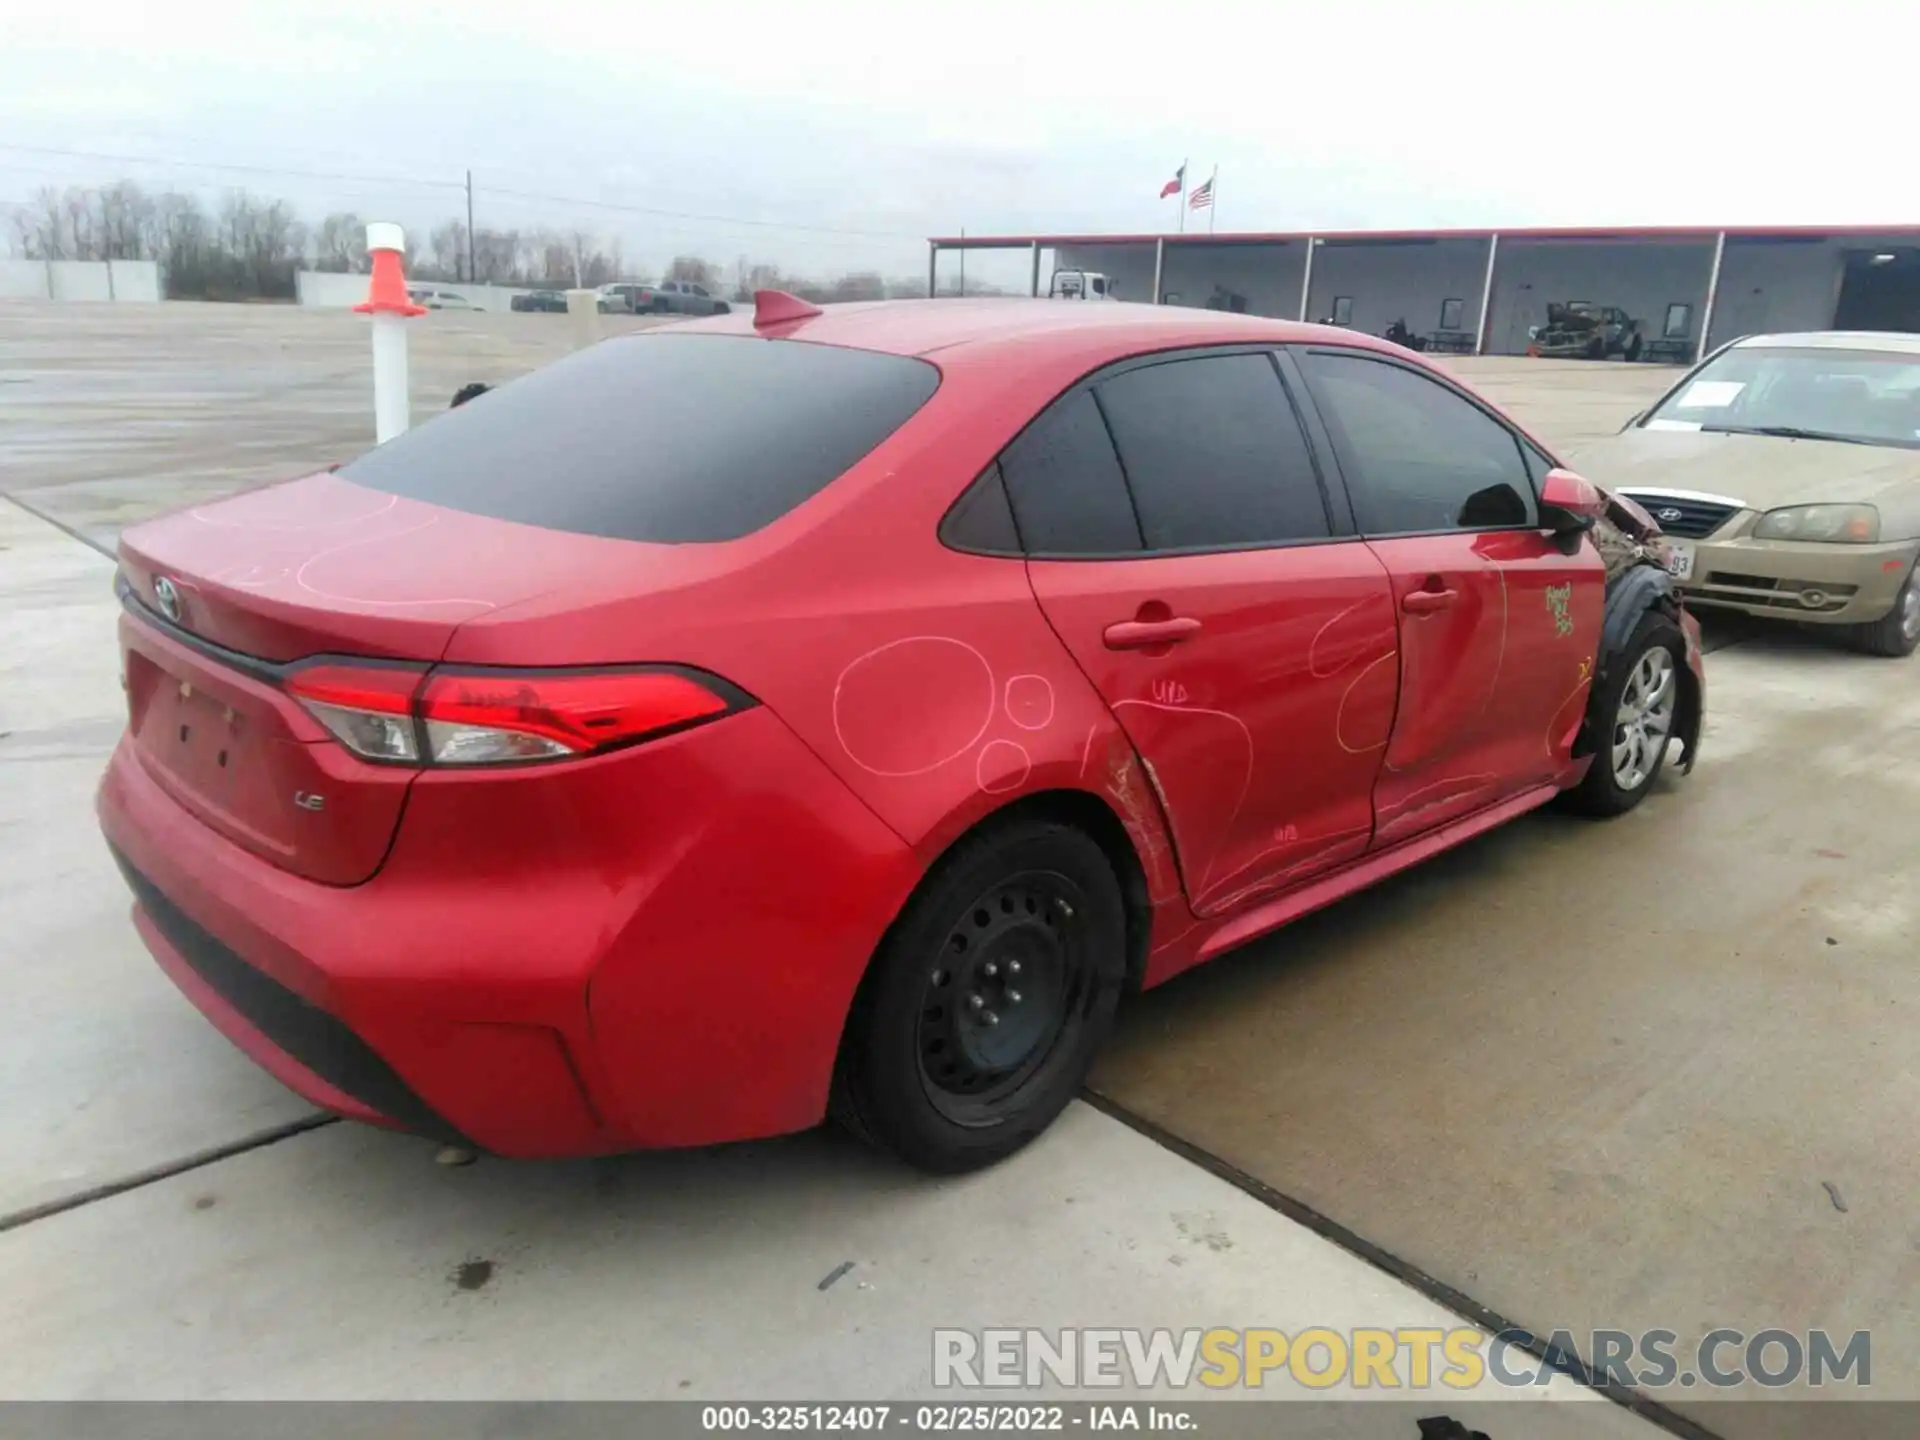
left=1642, top=346, right=1920, bottom=450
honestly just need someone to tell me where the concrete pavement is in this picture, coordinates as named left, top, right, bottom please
left=0, top=501, right=315, bottom=1224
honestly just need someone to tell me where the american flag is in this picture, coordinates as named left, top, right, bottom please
left=1189, top=178, right=1214, bottom=210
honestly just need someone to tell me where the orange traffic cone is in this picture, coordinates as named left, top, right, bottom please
left=354, top=226, right=426, bottom=317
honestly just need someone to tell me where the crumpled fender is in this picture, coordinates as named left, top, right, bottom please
left=1590, top=562, right=1704, bottom=775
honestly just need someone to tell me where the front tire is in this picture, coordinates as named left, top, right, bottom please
left=1846, top=561, right=1920, bottom=657
left=1562, top=612, right=1686, bottom=817
left=831, top=818, right=1127, bottom=1174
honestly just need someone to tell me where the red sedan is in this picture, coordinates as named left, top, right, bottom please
left=98, top=295, right=1705, bottom=1174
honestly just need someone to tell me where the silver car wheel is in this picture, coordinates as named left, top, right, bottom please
left=1900, top=578, right=1920, bottom=643
left=1612, top=647, right=1676, bottom=792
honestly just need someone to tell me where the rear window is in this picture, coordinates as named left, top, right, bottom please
left=339, top=334, right=941, bottom=543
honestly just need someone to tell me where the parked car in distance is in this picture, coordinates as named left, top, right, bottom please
left=510, top=289, right=568, bottom=313
left=593, top=284, right=636, bottom=314
left=407, top=287, right=480, bottom=312
left=98, top=296, right=1703, bottom=1178
left=1568, top=330, right=1920, bottom=657
left=1529, top=302, right=1645, bottom=361
left=600, top=280, right=731, bottom=316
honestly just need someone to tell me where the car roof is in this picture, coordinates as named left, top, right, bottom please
left=665, top=297, right=1403, bottom=372
left=1730, top=330, right=1920, bottom=355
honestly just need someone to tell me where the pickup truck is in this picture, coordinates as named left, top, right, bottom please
left=597, top=281, right=732, bottom=316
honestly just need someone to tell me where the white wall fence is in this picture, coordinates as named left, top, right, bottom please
left=294, top=271, right=545, bottom=312
left=0, top=259, right=162, bottom=303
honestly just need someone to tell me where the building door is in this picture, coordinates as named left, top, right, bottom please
left=1834, top=249, right=1920, bottom=334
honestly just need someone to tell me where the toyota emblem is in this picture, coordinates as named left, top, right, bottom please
left=153, top=575, right=181, bottom=623
left=1656, top=507, right=1684, bottom=523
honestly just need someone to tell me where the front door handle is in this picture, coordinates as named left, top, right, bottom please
left=1103, top=617, right=1202, bottom=650
left=1402, top=587, right=1457, bottom=614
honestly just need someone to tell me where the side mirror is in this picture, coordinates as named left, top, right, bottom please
left=1540, top=467, right=1607, bottom=532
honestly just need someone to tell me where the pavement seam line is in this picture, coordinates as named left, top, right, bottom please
left=1078, top=1088, right=1728, bottom=1440
left=2, top=491, right=116, bottom=561
left=0, top=1115, right=338, bottom=1235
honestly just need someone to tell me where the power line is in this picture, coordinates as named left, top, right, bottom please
left=470, top=184, right=916, bottom=240
left=0, top=143, right=466, bottom=193
left=0, top=143, right=923, bottom=242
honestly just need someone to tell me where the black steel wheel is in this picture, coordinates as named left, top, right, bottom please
left=832, top=818, right=1127, bottom=1173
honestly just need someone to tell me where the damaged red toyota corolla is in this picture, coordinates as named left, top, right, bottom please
left=97, top=295, right=1706, bottom=1174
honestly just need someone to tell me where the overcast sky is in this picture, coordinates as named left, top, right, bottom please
left=3, top=0, right=1914, bottom=287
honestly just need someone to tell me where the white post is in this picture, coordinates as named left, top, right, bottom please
left=1473, top=233, right=1501, bottom=356
left=1029, top=240, right=1042, bottom=298
left=356, top=221, right=423, bottom=445
left=1151, top=238, right=1165, bottom=305
left=565, top=289, right=601, bottom=351
left=371, top=313, right=409, bottom=444
left=1298, top=237, right=1318, bottom=321
left=1696, top=231, right=1728, bottom=363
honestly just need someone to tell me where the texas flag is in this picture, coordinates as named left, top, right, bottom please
left=1159, top=163, right=1186, bottom=199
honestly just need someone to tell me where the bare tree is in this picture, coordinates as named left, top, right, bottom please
left=313, top=213, right=368, bottom=273
left=665, top=255, right=721, bottom=288
left=95, top=181, right=155, bottom=260
left=11, top=187, right=66, bottom=258
left=827, top=271, right=887, bottom=303
left=425, top=220, right=469, bottom=282
left=5, top=172, right=958, bottom=309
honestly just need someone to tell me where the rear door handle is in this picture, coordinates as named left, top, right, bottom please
left=1103, top=617, right=1202, bottom=650
left=1402, top=588, right=1457, bottom=614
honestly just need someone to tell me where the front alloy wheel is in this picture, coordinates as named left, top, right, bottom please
left=1561, top=611, right=1688, bottom=818
left=1611, top=646, right=1677, bottom=791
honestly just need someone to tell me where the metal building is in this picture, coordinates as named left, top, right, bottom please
left=926, top=226, right=1920, bottom=363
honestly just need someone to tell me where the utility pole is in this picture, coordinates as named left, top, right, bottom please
left=958, top=227, right=965, bottom=298
left=464, top=170, right=476, bottom=285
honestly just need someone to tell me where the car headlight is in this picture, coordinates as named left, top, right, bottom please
left=1752, top=504, right=1880, bottom=543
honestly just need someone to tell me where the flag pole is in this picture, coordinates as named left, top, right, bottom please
left=1208, top=166, right=1218, bottom=235
left=1177, top=157, right=1187, bottom=235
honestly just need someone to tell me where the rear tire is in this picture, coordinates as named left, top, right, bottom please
left=1561, top=612, right=1686, bottom=817
left=831, top=818, right=1127, bottom=1174
left=1845, top=561, right=1920, bottom=657
left=713, top=302, right=731, bottom=315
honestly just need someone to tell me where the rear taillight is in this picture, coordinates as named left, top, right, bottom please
left=286, top=663, right=427, bottom=762
left=284, top=663, right=742, bottom=767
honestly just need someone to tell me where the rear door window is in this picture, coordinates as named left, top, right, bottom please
left=999, top=390, right=1144, bottom=554
left=1094, top=352, right=1332, bottom=550
left=339, top=334, right=940, bottom=544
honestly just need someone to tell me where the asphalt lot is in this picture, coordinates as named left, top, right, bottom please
left=0, top=299, right=1906, bottom=1435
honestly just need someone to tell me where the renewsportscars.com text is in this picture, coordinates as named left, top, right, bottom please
left=933, top=1326, right=1871, bottom=1391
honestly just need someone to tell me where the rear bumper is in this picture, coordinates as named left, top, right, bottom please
left=1678, top=538, right=1918, bottom=624
left=112, top=845, right=469, bottom=1142
left=97, top=704, right=922, bottom=1157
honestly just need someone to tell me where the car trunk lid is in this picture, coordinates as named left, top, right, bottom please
left=114, top=471, right=733, bottom=886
